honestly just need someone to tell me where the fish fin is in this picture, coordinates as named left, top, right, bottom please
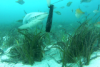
left=16, top=1, right=18, bottom=3
left=24, top=10, right=27, bottom=14
left=46, top=0, right=51, bottom=8
left=16, top=0, right=20, bottom=2
left=75, top=13, right=82, bottom=18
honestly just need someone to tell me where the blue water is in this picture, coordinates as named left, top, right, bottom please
left=0, top=0, right=100, bottom=24
left=0, top=0, right=100, bottom=66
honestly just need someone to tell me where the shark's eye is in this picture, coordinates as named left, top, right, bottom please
left=31, top=17, right=35, bottom=19
left=35, top=15, right=40, bottom=18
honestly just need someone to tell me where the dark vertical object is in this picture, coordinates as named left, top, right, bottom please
left=46, top=5, right=54, bottom=32
left=97, top=5, right=100, bottom=10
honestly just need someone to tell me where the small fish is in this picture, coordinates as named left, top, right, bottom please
left=15, top=39, right=19, bottom=45
left=46, top=0, right=51, bottom=7
left=72, top=9, right=73, bottom=12
left=93, top=5, right=100, bottom=14
left=54, top=7, right=57, bottom=9
left=93, top=10, right=99, bottom=14
left=60, top=6, right=64, bottom=9
left=67, top=2, right=72, bottom=7
left=54, top=11, right=61, bottom=15
left=16, top=0, right=25, bottom=5
left=84, top=5, right=89, bottom=8
left=0, top=49, right=4, bottom=55
left=77, top=21, right=82, bottom=24
left=58, top=24, right=62, bottom=28
left=81, top=0, right=91, bottom=3
left=17, top=20, right=23, bottom=23
left=52, top=0, right=63, bottom=4
left=75, top=8, right=85, bottom=18
left=94, top=22, right=100, bottom=27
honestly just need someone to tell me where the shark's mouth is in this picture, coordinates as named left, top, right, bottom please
left=18, top=12, right=48, bottom=29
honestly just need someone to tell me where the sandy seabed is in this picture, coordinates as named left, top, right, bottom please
left=0, top=46, right=100, bottom=67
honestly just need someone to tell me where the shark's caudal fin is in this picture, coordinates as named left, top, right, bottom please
left=18, top=12, right=48, bottom=30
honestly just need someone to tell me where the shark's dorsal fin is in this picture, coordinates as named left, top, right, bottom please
left=24, top=10, right=27, bottom=14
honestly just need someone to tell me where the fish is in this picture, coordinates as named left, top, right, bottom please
left=67, top=2, right=72, bottom=7
left=93, top=10, right=99, bottom=14
left=52, top=0, right=63, bottom=4
left=46, top=0, right=51, bottom=7
left=58, top=24, right=62, bottom=28
left=54, top=11, right=61, bottom=15
left=72, top=9, right=73, bottom=12
left=77, top=21, right=82, bottom=24
left=60, top=6, right=65, bottom=9
left=54, top=7, right=57, bottom=9
left=18, top=12, right=48, bottom=29
left=93, top=5, right=100, bottom=14
left=16, top=0, right=25, bottom=5
left=84, top=5, right=89, bottom=8
left=17, top=20, right=23, bottom=23
left=75, top=8, right=85, bottom=18
left=94, top=22, right=100, bottom=27
left=17, top=10, right=27, bottom=23
left=81, top=0, right=91, bottom=3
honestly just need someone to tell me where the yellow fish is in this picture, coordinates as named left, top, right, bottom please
left=75, top=8, right=85, bottom=18
left=15, top=39, right=19, bottom=45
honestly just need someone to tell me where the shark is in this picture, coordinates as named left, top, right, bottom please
left=18, top=12, right=48, bottom=30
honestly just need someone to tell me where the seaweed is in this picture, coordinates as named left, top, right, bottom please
left=61, top=19, right=100, bottom=67
left=0, top=22, right=22, bottom=49
left=8, top=28, right=45, bottom=65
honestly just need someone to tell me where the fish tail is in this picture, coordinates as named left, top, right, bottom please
left=16, top=1, right=18, bottom=2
